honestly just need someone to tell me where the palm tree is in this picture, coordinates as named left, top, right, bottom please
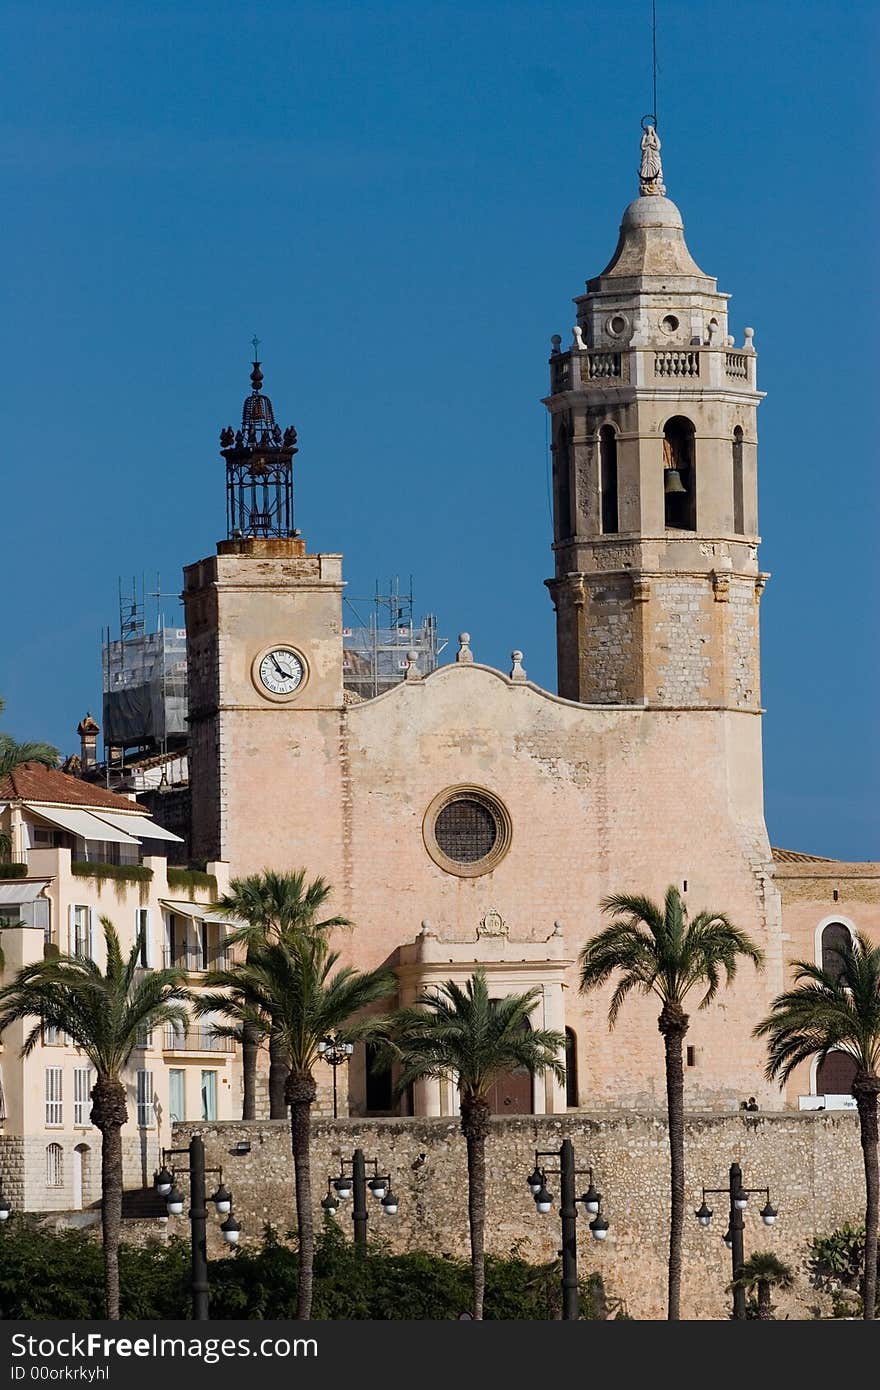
left=217, top=870, right=351, bottom=1119
left=386, top=970, right=565, bottom=1320
left=194, top=929, right=394, bottom=1319
left=755, top=932, right=880, bottom=1320
left=731, top=1251, right=794, bottom=1319
left=0, top=918, right=189, bottom=1318
left=578, top=886, right=763, bottom=1320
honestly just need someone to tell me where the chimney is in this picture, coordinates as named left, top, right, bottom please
left=77, top=712, right=100, bottom=771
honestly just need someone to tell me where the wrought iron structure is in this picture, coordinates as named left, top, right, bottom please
left=526, top=1139, right=609, bottom=1319
left=221, top=344, right=298, bottom=540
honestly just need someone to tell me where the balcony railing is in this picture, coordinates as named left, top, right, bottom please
left=725, top=351, right=750, bottom=380
left=654, top=349, right=700, bottom=379
left=583, top=351, right=622, bottom=381
left=163, top=1026, right=236, bottom=1054
left=162, top=945, right=230, bottom=973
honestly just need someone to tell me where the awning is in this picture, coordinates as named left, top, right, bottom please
left=90, top=810, right=184, bottom=844
left=0, top=879, right=50, bottom=904
left=160, top=899, right=242, bottom=927
left=24, top=804, right=140, bottom=845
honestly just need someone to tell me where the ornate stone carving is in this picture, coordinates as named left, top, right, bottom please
left=632, top=576, right=651, bottom=604
left=477, top=908, right=508, bottom=939
left=509, top=651, right=526, bottom=682
left=712, top=572, right=731, bottom=603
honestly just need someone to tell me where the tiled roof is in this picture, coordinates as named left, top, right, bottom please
left=0, top=762, right=138, bottom=811
left=771, top=846, right=839, bottom=864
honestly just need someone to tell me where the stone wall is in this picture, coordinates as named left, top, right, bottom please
left=174, top=1111, right=866, bottom=1320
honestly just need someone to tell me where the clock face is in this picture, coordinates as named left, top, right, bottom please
left=257, top=647, right=305, bottom=696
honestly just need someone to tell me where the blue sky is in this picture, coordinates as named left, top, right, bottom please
left=1, top=1, right=876, bottom=859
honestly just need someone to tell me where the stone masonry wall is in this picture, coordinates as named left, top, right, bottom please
left=175, top=1112, right=866, bottom=1320
left=653, top=578, right=711, bottom=703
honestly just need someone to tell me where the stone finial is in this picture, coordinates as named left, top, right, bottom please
left=550, top=334, right=562, bottom=356
left=706, top=320, right=722, bottom=347
left=550, top=920, right=564, bottom=938
left=509, top=650, right=526, bottom=682
left=743, top=327, right=756, bottom=352
left=418, top=920, right=437, bottom=938
left=639, top=122, right=666, bottom=197
left=404, top=649, right=422, bottom=682
left=572, top=324, right=587, bottom=350
left=456, top=633, right=473, bottom=664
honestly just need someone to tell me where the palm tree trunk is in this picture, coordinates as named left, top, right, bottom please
left=241, top=1020, right=259, bottom=1120
left=853, top=1071, right=880, bottom=1320
left=460, top=1096, right=490, bottom=1320
left=91, top=1076, right=128, bottom=1320
left=269, top=1031, right=290, bottom=1120
left=659, top=1002, right=688, bottom=1321
left=757, top=1280, right=771, bottom=1319
left=286, top=1069, right=317, bottom=1319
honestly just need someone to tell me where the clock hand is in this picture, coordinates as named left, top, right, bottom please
left=271, top=656, right=289, bottom=678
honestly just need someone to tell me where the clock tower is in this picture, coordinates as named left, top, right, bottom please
left=184, top=358, right=345, bottom=872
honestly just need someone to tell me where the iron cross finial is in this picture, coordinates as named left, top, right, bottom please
left=251, top=334, right=261, bottom=362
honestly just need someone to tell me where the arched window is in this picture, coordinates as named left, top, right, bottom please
left=364, top=1040, right=393, bottom=1114
left=46, top=1142, right=64, bottom=1188
left=599, top=425, right=619, bottom=534
left=816, top=1051, right=858, bottom=1097
left=663, top=416, right=697, bottom=531
left=732, top=427, right=745, bottom=535
left=565, top=1027, right=579, bottom=1108
left=553, top=419, right=572, bottom=541
left=821, top=922, right=853, bottom=984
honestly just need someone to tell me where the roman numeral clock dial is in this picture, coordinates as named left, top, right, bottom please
left=253, top=645, right=306, bottom=699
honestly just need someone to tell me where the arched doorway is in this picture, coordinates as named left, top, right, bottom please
left=816, top=1051, right=858, bottom=1098
left=72, top=1143, right=91, bottom=1210
left=486, top=1012, right=534, bottom=1116
left=565, top=1028, right=579, bottom=1108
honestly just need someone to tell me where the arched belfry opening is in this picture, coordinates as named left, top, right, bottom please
left=599, top=425, right=619, bottom=535
left=663, top=416, right=696, bottom=531
left=554, top=417, right=572, bottom=542
left=732, top=426, right=745, bottom=535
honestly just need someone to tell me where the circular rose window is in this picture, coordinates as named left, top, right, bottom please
left=423, top=786, right=512, bottom=878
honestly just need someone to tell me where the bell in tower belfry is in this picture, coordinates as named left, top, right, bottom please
left=544, top=127, right=769, bottom=711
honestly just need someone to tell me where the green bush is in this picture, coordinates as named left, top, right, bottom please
left=808, top=1223, right=878, bottom=1318
left=71, top=862, right=153, bottom=885
left=167, top=867, right=218, bottom=896
left=0, top=862, right=28, bottom=879
left=0, top=1220, right=607, bottom=1321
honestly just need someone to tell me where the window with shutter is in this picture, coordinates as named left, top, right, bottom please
left=45, top=1068, right=63, bottom=1126
left=136, top=1070, right=154, bottom=1127
left=74, top=1068, right=93, bottom=1126
left=136, top=908, right=150, bottom=968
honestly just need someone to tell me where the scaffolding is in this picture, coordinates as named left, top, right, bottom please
left=102, top=578, right=188, bottom=756
left=342, top=578, right=446, bottom=699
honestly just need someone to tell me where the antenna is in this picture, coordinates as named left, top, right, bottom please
left=652, top=0, right=658, bottom=129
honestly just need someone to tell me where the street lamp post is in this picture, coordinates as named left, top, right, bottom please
left=154, top=1135, right=242, bottom=1319
left=321, top=1147, right=398, bottom=1254
left=695, top=1160, right=779, bottom=1320
left=317, top=1035, right=354, bottom=1119
left=526, top=1138, right=609, bottom=1321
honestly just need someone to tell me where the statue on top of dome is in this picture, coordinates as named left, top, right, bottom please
left=639, top=122, right=665, bottom=197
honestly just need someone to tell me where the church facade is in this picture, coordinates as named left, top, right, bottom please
left=182, top=134, right=878, bottom=1119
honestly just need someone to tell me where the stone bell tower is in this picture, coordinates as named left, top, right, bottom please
left=545, top=127, right=768, bottom=710
left=184, top=354, right=344, bottom=870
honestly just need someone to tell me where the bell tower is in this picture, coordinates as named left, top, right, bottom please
left=184, top=356, right=344, bottom=869
left=545, top=128, right=768, bottom=710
